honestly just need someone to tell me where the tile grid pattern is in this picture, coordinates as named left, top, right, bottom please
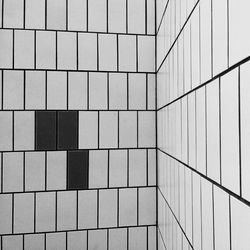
left=0, top=0, right=157, bottom=249
left=157, top=0, right=250, bottom=249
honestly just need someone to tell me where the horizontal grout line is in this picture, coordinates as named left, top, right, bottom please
left=0, top=109, right=157, bottom=112
left=0, top=185, right=157, bottom=196
left=0, top=27, right=155, bottom=37
left=157, top=148, right=250, bottom=208
left=0, top=67, right=156, bottom=74
left=0, top=147, right=157, bottom=154
left=0, top=224, right=157, bottom=237
left=158, top=187, right=194, bottom=249
left=156, top=0, right=200, bottom=73
left=157, top=55, right=250, bottom=111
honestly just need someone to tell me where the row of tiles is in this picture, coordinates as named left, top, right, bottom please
left=158, top=62, right=250, bottom=202
left=158, top=151, right=250, bottom=250
left=0, top=187, right=156, bottom=235
left=0, top=149, right=156, bottom=193
left=0, top=70, right=156, bottom=111
left=0, top=226, right=157, bottom=250
left=0, top=29, right=155, bottom=72
left=0, top=0, right=155, bottom=35
left=157, top=0, right=250, bottom=108
left=0, top=111, right=156, bottom=151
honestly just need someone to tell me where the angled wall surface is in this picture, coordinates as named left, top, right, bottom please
left=0, top=0, right=157, bottom=249
left=157, top=0, right=250, bottom=249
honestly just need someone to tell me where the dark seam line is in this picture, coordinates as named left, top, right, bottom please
left=157, top=58, right=250, bottom=111
left=157, top=148, right=250, bottom=209
left=238, top=67, right=242, bottom=197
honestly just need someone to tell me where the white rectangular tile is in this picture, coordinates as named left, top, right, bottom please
left=67, top=231, right=87, bottom=250
left=3, top=0, right=23, bottom=28
left=129, top=227, right=147, bottom=250
left=88, top=230, right=107, bottom=250
left=47, top=151, right=66, bottom=190
left=89, top=150, right=108, bottom=188
left=14, top=193, right=34, bottom=233
left=46, top=232, right=66, bottom=250
left=14, top=111, right=34, bottom=150
left=0, top=112, right=12, bottom=151
left=109, top=228, right=127, bottom=250
left=78, top=190, right=97, bottom=229
left=79, top=112, right=98, bottom=149
left=0, top=30, right=13, bottom=68
left=47, top=0, right=66, bottom=30
left=0, top=194, right=12, bottom=234
left=24, top=234, right=44, bottom=250
left=57, top=191, right=76, bottom=230
left=2, top=236, right=22, bottom=250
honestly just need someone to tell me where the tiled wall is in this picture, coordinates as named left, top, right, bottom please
left=0, top=0, right=157, bottom=249
left=157, top=0, right=250, bottom=249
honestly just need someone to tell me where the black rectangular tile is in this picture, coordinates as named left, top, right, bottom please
left=35, top=111, right=57, bottom=150
left=57, top=111, right=78, bottom=150
left=67, top=150, right=89, bottom=190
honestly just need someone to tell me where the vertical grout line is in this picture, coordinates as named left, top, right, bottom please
left=86, top=0, right=88, bottom=32
left=23, top=152, right=25, bottom=192
left=12, top=193, right=14, bottom=234
left=219, top=77, right=222, bottom=185
left=212, top=184, right=215, bottom=250
left=227, top=0, right=229, bottom=68
left=126, top=0, right=128, bottom=34
left=23, top=0, right=26, bottom=29
left=12, top=29, right=15, bottom=69
left=34, top=192, right=36, bottom=233
left=34, top=30, right=37, bottom=70
left=211, top=0, right=214, bottom=77
left=1, top=0, right=4, bottom=28
left=229, top=195, right=232, bottom=250
left=136, top=35, right=139, bottom=72
left=238, top=66, right=242, bottom=197
left=45, top=0, right=47, bottom=30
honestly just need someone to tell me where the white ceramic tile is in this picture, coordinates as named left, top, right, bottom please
left=79, top=112, right=98, bottom=149
left=78, top=33, right=97, bottom=70
left=99, top=189, right=117, bottom=228
left=36, top=31, right=56, bottom=69
left=14, top=111, right=34, bottom=150
left=109, top=228, right=127, bottom=250
left=67, top=231, right=87, bottom=250
left=25, top=0, right=45, bottom=29
left=24, top=234, right=44, bottom=250
left=200, top=0, right=212, bottom=83
left=14, top=30, right=34, bottom=69
left=138, top=111, right=156, bottom=147
left=25, top=71, right=46, bottom=109
left=119, top=111, right=137, bottom=148
left=201, top=179, right=214, bottom=250
left=36, top=192, right=56, bottom=232
left=109, top=150, right=127, bottom=187
left=2, top=236, right=22, bottom=250
left=57, top=191, right=76, bottom=230
left=47, top=72, right=67, bottom=109
left=88, top=230, right=107, bottom=250
left=212, top=0, right=228, bottom=75
left=47, top=0, right=66, bottom=30
left=47, top=151, right=66, bottom=190
left=0, top=112, right=12, bottom=151
left=109, top=73, right=127, bottom=110
left=78, top=190, right=97, bottom=229
left=14, top=193, right=34, bottom=233
left=206, top=80, right=220, bottom=182
left=68, top=0, right=87, bottom=31
left=88, top=0, right=107, bottom=32
left=25, top=152, right=45, bottom=191
left=99, top=34, right=117, bottom=71
left=128, top=0, right=145, bottom=34
left=138, top=36, right=155, bottom=72
left=188, top=92, right=196, bottom=168
left=3, top=152, right=23, bottom=192
left=129, top=74, right=146, bottom=109
left=46, top=232, right=66, bottom=250
left=240, top=61, right=250, bottom=201
left=147, top=74, right=156, bottom=110
left=231, top=197, right=250, bottom=249
left=139, top=187, right=156, bottom=225
left=119, top=35, right=136, bottom=71
left=221, top=69, right=240, bottom=194
left=100, top=112, right=118, bottom=148
left=57, top=32, right=76, bottom=70
left=148, top=149, right=156, bottom=185
left=0, top=194, right=12, bottom=234
left=129, top=227, right=147, bottom=250
left=3, top=70, right=24, bottom=110
left=3, top=0, right=23, bottom=28
left=0, top=30, right=13, bottom=68
left=129, top=149, right=146, bottom=186
left=119, top=188, right=137, bottom=226
left=213, top=186, right=230, bottom=250
left=148, top=227, right=157, bottom=250
left=89, top=73, right=107, bottom=110
left=89, top=150, right=108, bottom=188
left=108, top=0, right=126, bottom=33
left=196, top=87, right=206, bottom=175
left=68, top=72, right=87, bottom=110
left=147, top=0, right=155, bottom=34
